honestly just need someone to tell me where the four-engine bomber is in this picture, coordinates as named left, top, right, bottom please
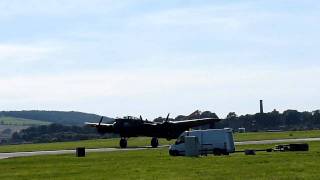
left=86, top=114, right=220, bottom=148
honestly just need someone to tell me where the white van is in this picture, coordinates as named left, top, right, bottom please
left=169, top=129, right=235, bottom=156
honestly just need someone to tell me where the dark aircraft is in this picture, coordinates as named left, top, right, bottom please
left=86, top=114, right=220, bottom=148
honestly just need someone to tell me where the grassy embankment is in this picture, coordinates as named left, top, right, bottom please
left=0, top=116, right=51, bottom=126
left=1, top=130, right=320, bottom=153
left=0, top=141, right=319, bottom=179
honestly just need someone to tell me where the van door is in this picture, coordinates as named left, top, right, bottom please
left=226, top=131, right=235, bottom=152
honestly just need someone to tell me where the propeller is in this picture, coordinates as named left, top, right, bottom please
left=165, top=113, right=170, bottom=123
left=98, top=116, right=104, bottom=126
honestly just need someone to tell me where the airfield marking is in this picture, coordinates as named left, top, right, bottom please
left=1, top=138, right=320, bottom=160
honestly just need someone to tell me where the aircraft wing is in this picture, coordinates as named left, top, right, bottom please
left=170, top=118, right=221, bottom=128
left=85, top=122, right=114, bottom=128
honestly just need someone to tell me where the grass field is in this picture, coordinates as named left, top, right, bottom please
left=0, top=116, right=51, bottom=126
left=0, top=138, right=175, bottom=153
left=234, top=130, right=320, bottom=141
left=0, top=141, right=319, bottom=179
left=1, top=130, right=320, bottom=153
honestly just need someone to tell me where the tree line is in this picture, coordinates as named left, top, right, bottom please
left=216, top=109, right=320, bottom=131
left=3, top=109, right=320, bottom=144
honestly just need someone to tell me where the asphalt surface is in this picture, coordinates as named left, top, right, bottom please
left=1, top=137, right=320, bottom=160
left=0, top=146, right=165, bottom=160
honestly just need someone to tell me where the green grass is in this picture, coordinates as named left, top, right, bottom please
left=0, top=116, right=51, bottom=126
left=1, top=130, right=320, bottom=153
left=234, top=129, right=320, bottom=141
left=1, top=141, right=320, bottom=179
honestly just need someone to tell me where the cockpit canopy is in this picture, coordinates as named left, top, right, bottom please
left=123, top=116, right=139, bottom=120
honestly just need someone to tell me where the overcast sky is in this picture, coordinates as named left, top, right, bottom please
left=0, top=0, right=319, bottom=119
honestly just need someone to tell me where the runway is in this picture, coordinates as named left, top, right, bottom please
left=0, top=146, right=165, bottom=160
left=1, top=137, right=320, bottom=160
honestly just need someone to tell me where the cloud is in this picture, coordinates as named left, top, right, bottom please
left=0, top=69, right=208, bottom=102
left=0, top=0, right=132, bottom=18
left=0, top=43, right=55, bottom=63
left=127, top=4, right=250, bottom=34
left=0, top=64, right=319, bottom=118
left=0, top=1, right=319, bottom=117
left=141, top=8, right=241, bottom=29
left=1, top=67, right=319, bottom=109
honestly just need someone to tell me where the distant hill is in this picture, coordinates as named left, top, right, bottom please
left=0, top=116, right=51, bottom=126
left=0, top=111, right=113, bottom=126
left=9, top=123, right=115, bottom=144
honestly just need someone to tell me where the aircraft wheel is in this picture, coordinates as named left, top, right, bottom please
left=120, top=138, right=127, bottom=148
left=151, top=137, right=159, bottom=148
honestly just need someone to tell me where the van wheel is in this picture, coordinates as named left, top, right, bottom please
left=213, top=148, right=221, bottom=156
left=223, top=151, right=229, bottom=155
left=169, top=150, right=178, bottom=156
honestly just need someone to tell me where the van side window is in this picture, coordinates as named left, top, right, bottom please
left=175, top=136, right=185, bottom=145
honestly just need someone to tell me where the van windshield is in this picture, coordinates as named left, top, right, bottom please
left=175, top=135, right=185, bottom=145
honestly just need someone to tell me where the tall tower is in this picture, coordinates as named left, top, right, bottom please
left=260, top=100, right=264, bottom=114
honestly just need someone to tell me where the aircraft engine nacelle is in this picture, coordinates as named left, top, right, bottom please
left=97, top=127, right=107, bottom=135
left=96, top=125, right=114, bottom=135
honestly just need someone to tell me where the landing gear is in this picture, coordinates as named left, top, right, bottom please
left=151, top=137, right=159, bottom=148
left=120, top=138, right=127, bottom=148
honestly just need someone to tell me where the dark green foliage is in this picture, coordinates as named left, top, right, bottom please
left=0, top=110, right=113, bottom=126
left=9, top=123, right=116, bottom=144
left=283, top=110, right=302, bottom=126
left=153, top=110, right=218, bottom=123
left=175, top=110, right=218, bottom=120
left=217, top=109, right=320, bottom=131
left=200, top=111, right=219, bottom=119
left=174, top=115, right=187, bottom=121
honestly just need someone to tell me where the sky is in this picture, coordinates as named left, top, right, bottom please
left=0, top=0, right=319, bottom=119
